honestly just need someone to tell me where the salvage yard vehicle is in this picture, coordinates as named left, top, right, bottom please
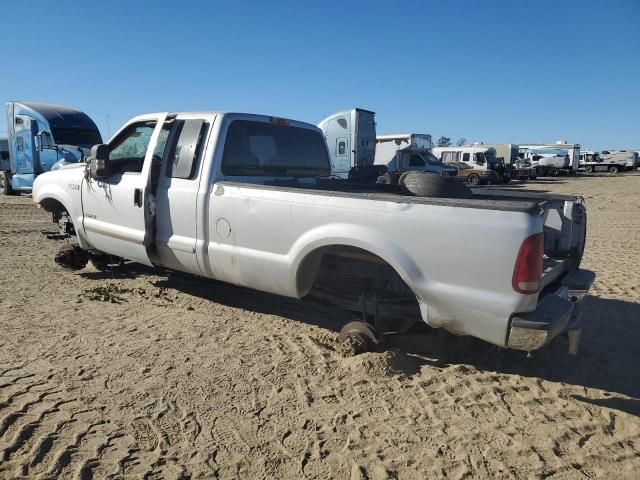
left=373, top=133, right=458, bottom=183
left=519, top=142, right=580, bottom=176
left=482, top=143, right=536, bottom=180
left=599, top=150, right=639, bottom=172
left=33, top=111, right=594, bottom=354
left=447, top=161, right=495, bottom=185
left=519, top=148, right=571, bottom=177
left=1, top=102, right=102, bottom=194
left=579, top=150, right=626, bottom=173
left=317, top=108, right=377, bottom=179
left=432, top=145, right=501, bottom=185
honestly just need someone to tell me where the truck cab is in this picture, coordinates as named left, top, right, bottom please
left=1, top=102, right=102, bottom=194
left=317, top=108, right=376, bottom=179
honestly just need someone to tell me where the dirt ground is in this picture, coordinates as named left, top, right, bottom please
left=1, top=173, right=639, bottom=480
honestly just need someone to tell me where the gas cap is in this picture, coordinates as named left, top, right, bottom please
left=216, top=218, right=231, bottom=238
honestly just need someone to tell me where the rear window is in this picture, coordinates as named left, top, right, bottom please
left=221, top=120, right=330, bottom=177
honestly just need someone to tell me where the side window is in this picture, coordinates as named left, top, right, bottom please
left=337, top=139, right=347, bottom=156
left=441, top=151, right=459, bottom=163
left=154, top=124, right=172, bottom=158
left=462, top=152, right=470, bottom=162
left=165, top=119, right=208, bottom=179
left=109, top=122, right=157, bottom=173
left=17, top=137, right=24, bottom=152
left=409, top=154, right=425, bottom=166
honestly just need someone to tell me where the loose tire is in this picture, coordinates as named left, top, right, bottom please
left=399, top=171, right=472, bottom=198
left=608, top=165, right=619, bottom=174
left=0, top=172, right=14, bottom=195
left=467, top=173, right=480, bottom=186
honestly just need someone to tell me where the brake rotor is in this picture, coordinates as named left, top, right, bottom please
left=337, top=321, right=380, bottom=357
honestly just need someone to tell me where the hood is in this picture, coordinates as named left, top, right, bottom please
left=57, top=144, right=87, bottom=162
left=32, top=162, right=85, bottom=199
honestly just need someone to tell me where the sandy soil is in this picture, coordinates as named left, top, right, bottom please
left=0, top=173, right=639, bottom=479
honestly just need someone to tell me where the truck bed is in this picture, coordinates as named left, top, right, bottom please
left=219, top=180, right=571, bottom=214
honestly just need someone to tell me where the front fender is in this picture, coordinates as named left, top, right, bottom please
left=33, top=173, right=90, bottom=249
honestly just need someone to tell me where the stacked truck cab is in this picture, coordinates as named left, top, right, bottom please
left=317, top=108, right=377, bottom=179
left=1, top=102, right=102, bottom=194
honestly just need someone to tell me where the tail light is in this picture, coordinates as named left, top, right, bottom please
left=512, top=232, right=544, bottom=294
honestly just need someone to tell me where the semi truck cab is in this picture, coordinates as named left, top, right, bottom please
left=1, top=102, right=102, bottom=194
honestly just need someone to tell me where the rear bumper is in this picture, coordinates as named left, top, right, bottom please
left=506, top=269, right=595, bottom=352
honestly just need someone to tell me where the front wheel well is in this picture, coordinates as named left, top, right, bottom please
left=39, top=197, right=67, bottom=214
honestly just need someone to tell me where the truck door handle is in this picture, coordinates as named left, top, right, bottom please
left=134, top=188, right=142, bottom=207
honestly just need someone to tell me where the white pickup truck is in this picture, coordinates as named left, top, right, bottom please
left=33, top=111, right=594, bottom=353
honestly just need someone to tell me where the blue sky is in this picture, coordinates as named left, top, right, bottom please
left=1, top=0, right=638, bottom=150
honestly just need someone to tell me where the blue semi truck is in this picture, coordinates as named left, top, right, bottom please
left=1, top=102, right=102, bottom=194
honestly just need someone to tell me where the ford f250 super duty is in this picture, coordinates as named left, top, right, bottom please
left=32, top=111, right=595, bottom=353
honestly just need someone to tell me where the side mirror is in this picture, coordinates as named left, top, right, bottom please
left=89, top=144, right=111, bottom=180
left=34, top=134, right=42, bottom=152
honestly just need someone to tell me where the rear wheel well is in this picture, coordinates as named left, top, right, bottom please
left=297, top=245, right=421, bottom=333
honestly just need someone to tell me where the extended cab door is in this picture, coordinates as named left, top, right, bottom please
left=81, top=114, right=168, bottom=265
left=153, top=113, right=215, bottom=274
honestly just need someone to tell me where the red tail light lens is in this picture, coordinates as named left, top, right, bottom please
left=512, top=232, right=544, bottom=294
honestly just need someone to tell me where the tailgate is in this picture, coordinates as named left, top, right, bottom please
left=538, top=197, right=587, bottom=289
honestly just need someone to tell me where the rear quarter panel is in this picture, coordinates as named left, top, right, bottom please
left=205, top=184, right=542, bottom=347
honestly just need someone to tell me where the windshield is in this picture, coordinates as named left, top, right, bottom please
left=533, top=148, right=566, bottom=157
left=52, top=127, right=102, bottom=147
left=222, top=120, right=330, bottom=177
left=423, top=151, right=442, bottom=166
